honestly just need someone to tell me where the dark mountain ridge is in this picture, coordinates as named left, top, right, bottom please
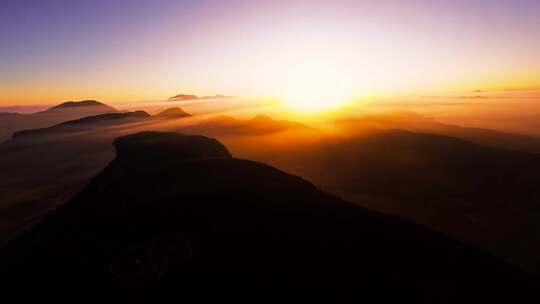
left=155, top=107, right=191, bottom=118
left=314, top=129, right=540, bottom=208
left=181, top=114, right=312, bottom=136
left=338, top=110, right=540, bottom=153
left=10, top=108, right=192, bottom=140
left=2, top=131, right=536, bottom=302
left=45, top=100, right=116, bottom=112
left=0, top=100, right=118, bottom=141
left=12, top=111, right=151, bottom=139
left=244, top=127, right=540, bottom=273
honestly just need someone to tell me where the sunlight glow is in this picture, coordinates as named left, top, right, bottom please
left=278, top=60, right=355, bottom=113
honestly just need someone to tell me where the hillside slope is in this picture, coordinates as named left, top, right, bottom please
left=3, top=131, right=536, bottom=302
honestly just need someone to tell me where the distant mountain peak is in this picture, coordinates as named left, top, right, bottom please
left=156, top=107, right=191, bottom=118
left=43, top=100, right=117, bottom=113
left=50, top=100, right=109, bottom=109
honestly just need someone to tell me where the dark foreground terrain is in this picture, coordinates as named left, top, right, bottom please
left=2, top=131, right=537, bottom=302
left=2, top=102, right=540, bottom=278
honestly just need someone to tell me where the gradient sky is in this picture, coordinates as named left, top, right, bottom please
left=1, top=0, right=539, bottom=104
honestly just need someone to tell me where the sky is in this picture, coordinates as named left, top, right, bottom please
left=1, top=0, right=539, bottom=105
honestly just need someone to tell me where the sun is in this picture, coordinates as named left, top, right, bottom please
left=278, top=61, right=354, bottom=113
left=282, top=88, right=351, bottom=113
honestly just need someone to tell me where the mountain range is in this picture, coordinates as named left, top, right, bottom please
left=10, top=107, right=191, bottom=140
left=2, top=100, right=540, bottom=278
left=337, top=110, right=540, bottom=153
left=0, top=100, right=118, bottom=141
left=2, top=131, right=536, bottom=302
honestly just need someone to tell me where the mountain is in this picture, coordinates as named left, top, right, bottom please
left=239, top=127, right=540, bottom=273
left=12, top=111, right=151, bottom=139
left=0, top=108, right=193, bottom=245
left=2, top=131, right=536, bottom=302
left=113, top=131, right=231, bottom=160
left=337, top=110, right=540, bottom=153
left=9, top=107, right=193, bottom=140
left=314, top=129, right=540, bottom=202
left=180, top=114, right=312, bottom=136
left=0, top=100, right=118, bottom=142
left=155, top=107, right=191, bottom=118
left=44, top=100, right=117, bottom=112
left=2, top=110, right=540, bottom=277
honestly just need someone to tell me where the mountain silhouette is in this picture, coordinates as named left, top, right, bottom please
left=2, top=131, right=536, bottom=302
left=155, top=107, right=191, bottom=118
left=181, top=114, right=312, bottom=136
left=337, top=110, right=540, bottom=153
left=114, top=131, right=230, bottom=161
left=10, top=108, right=193, bottom=140
left=305, top=128, right=540, bottom=206
left=0, top=100, right=118, bottom=141
left=12, top=111, right=151, bottom=139
left=246, top=126, right=540, bottom=273
left=3, top=110, right=540, bottom=276
left=45, top=100, right=117, bottom=112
